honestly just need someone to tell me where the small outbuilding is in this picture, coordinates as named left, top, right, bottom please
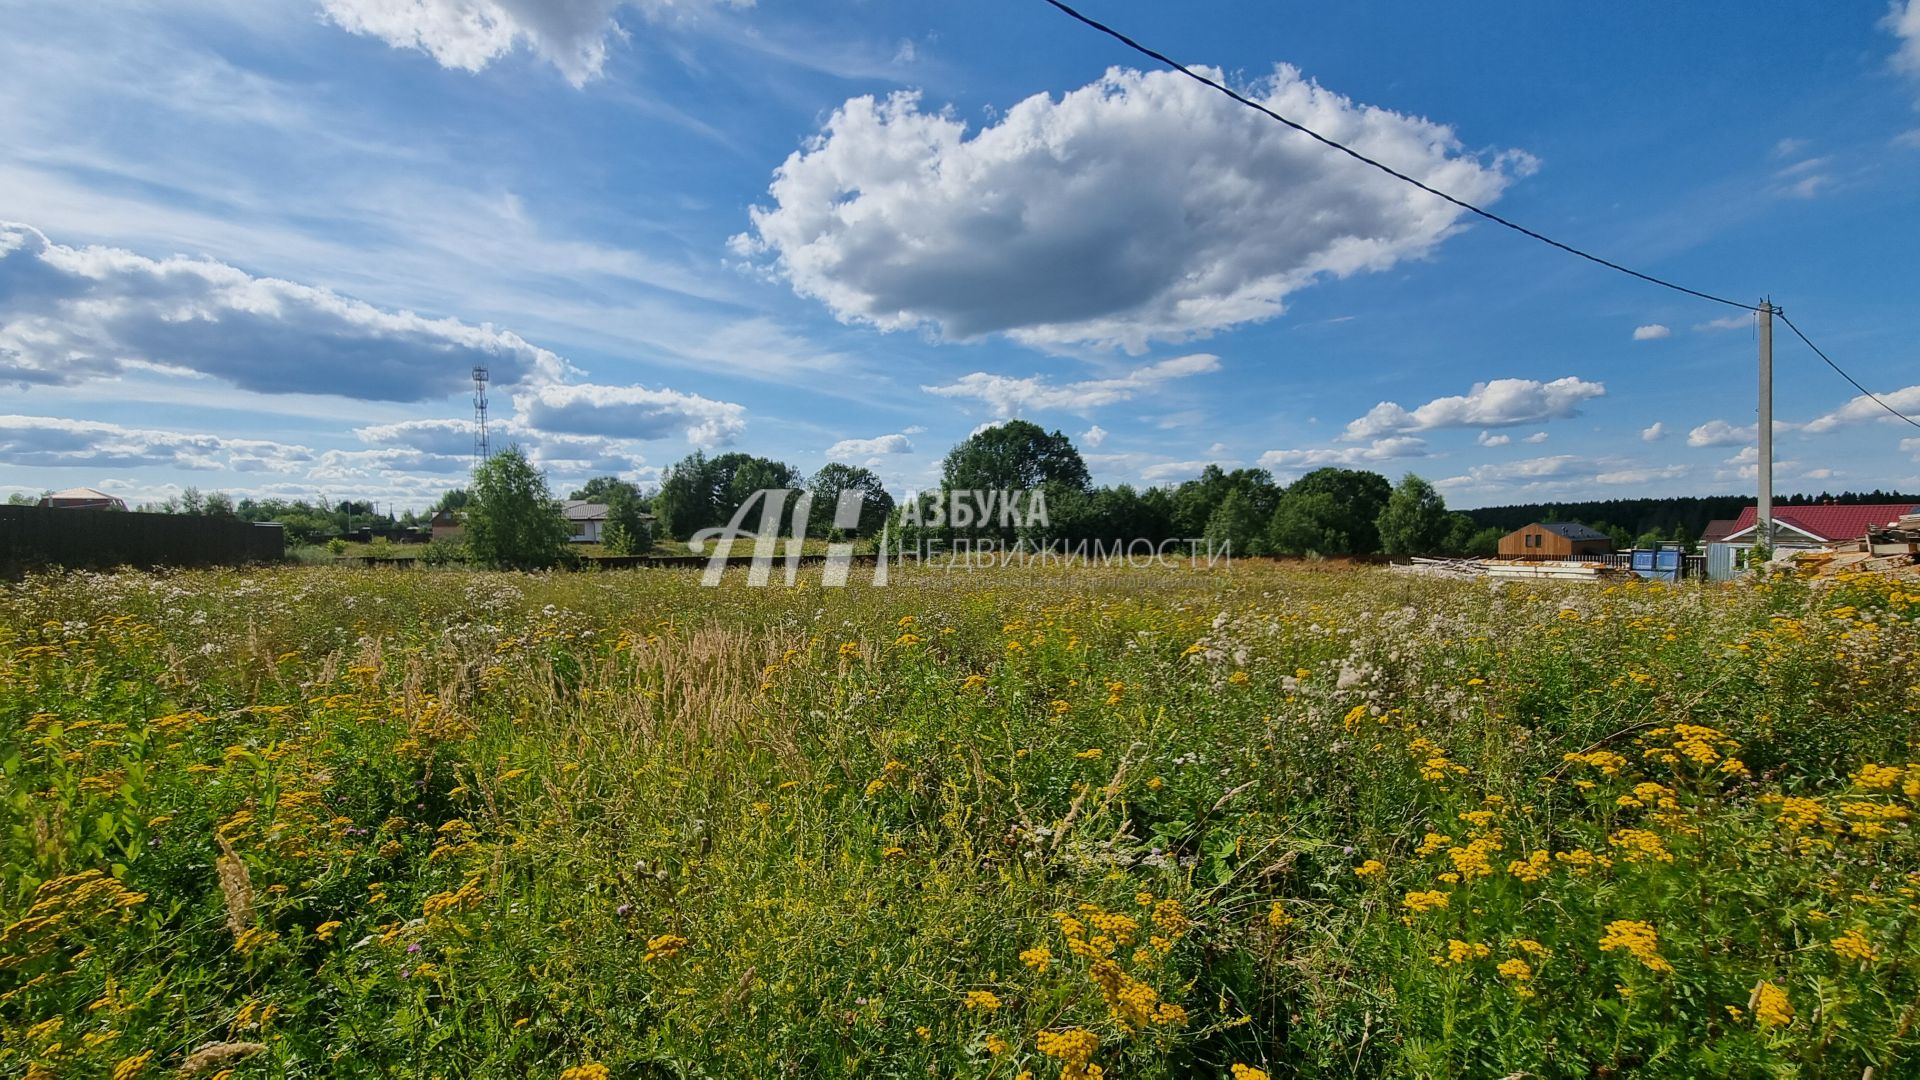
left=429, top=509, right=464, bottom=541
left=1498, top=521, right=1613, bottom=560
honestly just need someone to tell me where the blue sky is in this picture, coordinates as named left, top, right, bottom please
left=3, top=0, right=1919, bottom=511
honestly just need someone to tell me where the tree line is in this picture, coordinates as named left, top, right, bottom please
left=87, top=417, right=1904, bottom=568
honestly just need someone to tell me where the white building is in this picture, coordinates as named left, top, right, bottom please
left=561, top=500, right=609, bottom=543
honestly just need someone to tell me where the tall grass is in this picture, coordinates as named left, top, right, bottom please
left=0, top=564, right=1914, bottom=1077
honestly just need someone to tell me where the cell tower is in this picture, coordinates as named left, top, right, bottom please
left=471, top=366, right=490, bottom=471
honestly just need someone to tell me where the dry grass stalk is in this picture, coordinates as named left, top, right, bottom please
left=213, top=833, right=255, bottom=941
left=179, top=1041, right=267, bottom=1074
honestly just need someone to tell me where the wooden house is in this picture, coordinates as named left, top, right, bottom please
left=1498, top=521, right=1613, bottom=560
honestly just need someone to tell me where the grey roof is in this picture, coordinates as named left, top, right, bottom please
left=1539, top=521, right=1609, bottom=542
left=561, top=500, right=609, bottom=521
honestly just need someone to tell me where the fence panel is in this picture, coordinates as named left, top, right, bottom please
left=0, top=505, right=284, bottom=572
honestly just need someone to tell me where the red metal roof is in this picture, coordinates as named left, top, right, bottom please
left=1726, top=503, right=1918, bottom=542
left=1699, top=519, right=1738, bottom=543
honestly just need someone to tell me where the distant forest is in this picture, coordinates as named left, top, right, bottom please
left=1464, top=491, right=1920, bottom=541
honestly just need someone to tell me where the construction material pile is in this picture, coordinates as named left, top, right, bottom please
left=1788, top=514, right=1918, bottom=579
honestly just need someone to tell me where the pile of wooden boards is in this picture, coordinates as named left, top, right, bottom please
left=1865, top=513, right=1920, bottom=557
left=1389, top=557, right=1629, bottom=583
left=1791, top=548, right=1917, bottom=579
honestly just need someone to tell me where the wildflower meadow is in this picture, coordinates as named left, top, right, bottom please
left=1, top=562, right=1915, bottom=1077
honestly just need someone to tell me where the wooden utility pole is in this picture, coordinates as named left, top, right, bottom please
left=1757, top=298, right=1773, bottom=550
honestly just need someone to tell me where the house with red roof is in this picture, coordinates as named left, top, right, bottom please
left=1719, top=503, right=1919, bottom=546
left=1703, top=503, right=1919, bottom=580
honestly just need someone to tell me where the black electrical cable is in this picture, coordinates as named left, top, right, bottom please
left=1039, top=0, right=1763, bottom=313
left=1777, top=311, right=1920, bottom=430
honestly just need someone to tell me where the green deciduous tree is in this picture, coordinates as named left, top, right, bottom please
left=1465, top=526, right=1504, bottom=557
left=1281, top=468, right=1392, bottom=553
left=1204, top=488, right=1267, bottom=556
left=1376, top=473, right=1452, bottom=556
left=941, top=420, right=1091, bottom=493
left=1171, top=465, right=1282, bottom=538
left=806, top=463, right=894, bottom=538
left=1267, top=490, right=1350, bottom=556
left=654, top=452, right=803, bottom=540
left=465, top=446, right=569, bottom=569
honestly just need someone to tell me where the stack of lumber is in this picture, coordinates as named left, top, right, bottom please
left=1866, top=513, right=1920, bottom=557
left=1792, top=547, right=1917, bottom=579
left=1390, top=557, right=1487, bottom=580
left=1481, top=559, right=1628, bottom=583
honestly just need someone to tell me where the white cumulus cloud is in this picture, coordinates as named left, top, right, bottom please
left=1080, top=424, right=1109, bottom=448
left=1342, top=377, right=1604, bottom=440
left=0, top=222, right=567, bottom=401
left=353, top=418, right=478, bottom=458
left=1258, top=437, right=1427, bottom=473
left=1889, top=0, right=1920, bottom=79
left=734, top=65, right=1531, bottom=351
left=1801, top=385, right=1920, bottom=434
left=1476, top=431, right=1510, bottom=447
left=0, top=414, right=314, bottom=473
left=1632, top=324, right=1671, bottom=341
left=514, top=382, right=745, bottom=446
left=825, top=433, right=913, bottom=460
left=318, top=0, right=741, bottom=86
left=924, top=353, right=1220, bottom=416
left=1687, top=419, right=1754, bottom=447
left=1641, top=421, right=1667, bottom=442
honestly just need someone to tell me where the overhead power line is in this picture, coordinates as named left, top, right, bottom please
left=1040, top=0, right=1760, bottom=311
left=1040, top=0, right=1920, bottom=430
left=1777, top=312, right=1920, bottom=431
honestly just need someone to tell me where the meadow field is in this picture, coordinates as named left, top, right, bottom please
left=1, top=562, right=1916, bottom=1078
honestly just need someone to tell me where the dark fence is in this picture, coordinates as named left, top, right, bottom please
left=0, top=505, right=284, bottom=572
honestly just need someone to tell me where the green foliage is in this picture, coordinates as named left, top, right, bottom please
left=806, top=463, right=894, bottom=539
left=1465, top=526, right=1504, bottom=557
left=1203, top=488, right=1267, bottom=556
left=325, top=537, right=348, bottom=556
left=1171, top=465, right=1283, bottom=538
left=464, top=446, right=568, bottom=570
left=420, top=537, right=466, bottom=566
left=941, top=420, right=1091, bottom=494
left=1377, top=473, right=1452, bottom=555
left=653, top=451, right=802, bottom=541
left=568, top=476, right=642, bottom=505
